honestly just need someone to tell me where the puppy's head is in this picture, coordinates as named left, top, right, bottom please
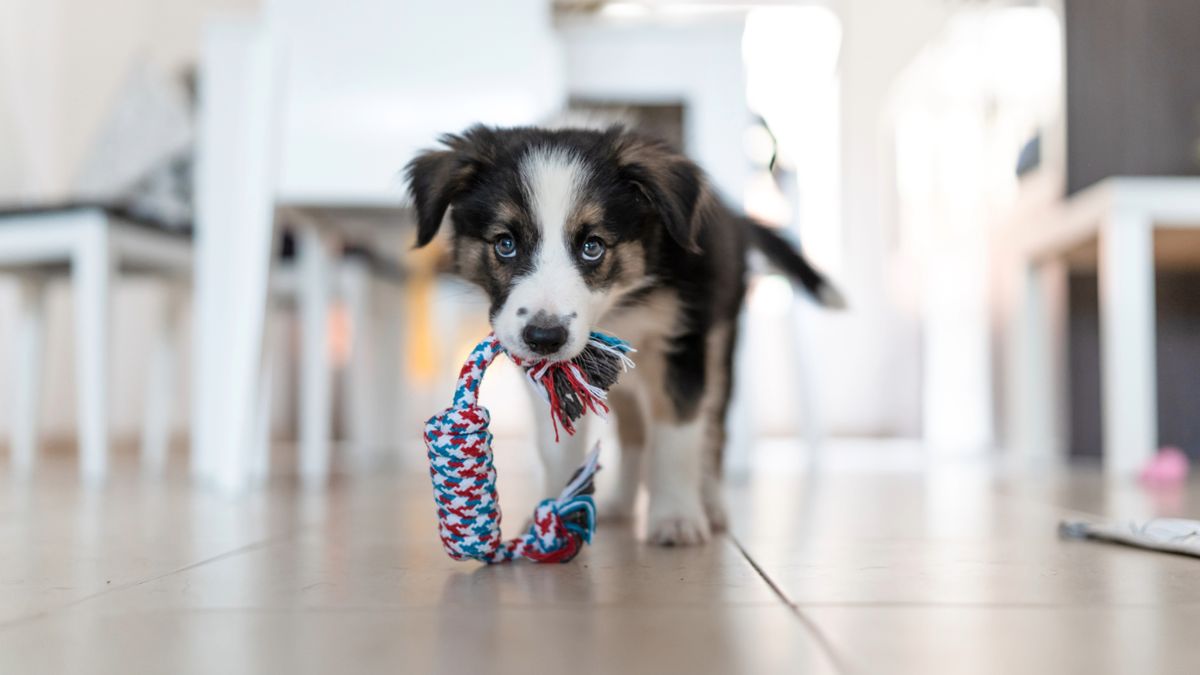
left=406, top=125, right=707, bottom=361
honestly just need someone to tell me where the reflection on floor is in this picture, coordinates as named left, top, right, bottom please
left=1, top=443, right=1198, bottom=674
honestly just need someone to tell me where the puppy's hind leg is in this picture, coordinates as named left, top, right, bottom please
left=701, top=322, right=738, bottom=533
left=644, top=322, right=735, bottom=545
left=701, top=431, right=729, bottom=533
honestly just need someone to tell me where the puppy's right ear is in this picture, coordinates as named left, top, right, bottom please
left=404, top=127, right=496, bottom=248
left=405, top=148, right=465, bottom=248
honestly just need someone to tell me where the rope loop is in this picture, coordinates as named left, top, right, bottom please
left=423, top=333, right=631, bottom=563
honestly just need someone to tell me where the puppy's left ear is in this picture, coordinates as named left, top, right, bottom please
left=612, top=131, right=707, bottom=254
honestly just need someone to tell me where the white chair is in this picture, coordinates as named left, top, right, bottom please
left=0, top=206, right=190, bottom=481
left=261, top=217, right=408, bottom=480
left=192, top=2, right=564, bottom=493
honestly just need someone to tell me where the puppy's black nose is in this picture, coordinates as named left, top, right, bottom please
left=522, top=322, right=569, bottom=355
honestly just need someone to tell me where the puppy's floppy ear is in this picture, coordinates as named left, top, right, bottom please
left=404, top=125, right=497, bottom=248
left=611, top=130, right=707, bottom=254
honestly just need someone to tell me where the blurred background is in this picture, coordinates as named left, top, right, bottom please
left=1, top=0, right=1198, bottom=491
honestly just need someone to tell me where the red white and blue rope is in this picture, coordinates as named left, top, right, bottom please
left=423, top=332, right=631, bottom=563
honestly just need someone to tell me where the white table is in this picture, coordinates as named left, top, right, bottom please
left=1013, top=177, right=1200, bottom=476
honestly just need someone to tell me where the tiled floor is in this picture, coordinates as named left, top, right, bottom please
left=2, top=447, right=1198, bottom=674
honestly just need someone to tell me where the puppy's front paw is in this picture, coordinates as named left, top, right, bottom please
left=647, top=498, right=711, bottom=546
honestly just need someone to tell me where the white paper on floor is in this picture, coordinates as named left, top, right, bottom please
left=1060, top=518, right=1200, bottom=558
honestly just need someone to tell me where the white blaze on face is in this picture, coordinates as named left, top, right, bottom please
left=493, top=147, right=600, bottom=360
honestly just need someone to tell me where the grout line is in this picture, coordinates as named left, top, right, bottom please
left=726, top=600, right=1200, bottom=610
left=729, top=534, right=853, bottom=675
left=0, top=526, right=309, bottom=633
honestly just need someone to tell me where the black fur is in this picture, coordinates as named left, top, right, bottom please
left=406, top=124, right=839, bottom=422
left=748, top=220, right=840, bottom=303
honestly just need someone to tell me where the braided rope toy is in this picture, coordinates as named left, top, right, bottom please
left=423, top=332, right=635, bottom=563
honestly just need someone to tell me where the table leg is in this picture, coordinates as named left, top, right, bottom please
left=1098, top=211, right=1157, bottom=477
left=1013, top=258, right=1068, bottom=467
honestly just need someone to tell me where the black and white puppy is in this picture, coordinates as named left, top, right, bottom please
left=407, top=125, right=840, bottom=546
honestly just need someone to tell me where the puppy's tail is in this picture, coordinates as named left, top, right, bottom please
left=746, top=220, right=846, bottom=309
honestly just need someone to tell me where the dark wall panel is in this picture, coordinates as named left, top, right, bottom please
left=1067, top=272, right=1101, bottom=459
left=1065, top=0, right=1200, bottom=193
left=1068, top=270, right=1200, bottom=460
left=1156, top=271, right=1200, bottom=457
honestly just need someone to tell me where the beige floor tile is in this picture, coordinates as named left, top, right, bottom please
left=732, top=536, right=1200, bottom=607
left=0, top=456, right=832, bottom=673
left=727, top=467, right=1200, bottom=607
left=725, top=470, right=1059, bottom=541
left=70, top=526, right=781, bottom=611
left=0, top=472, right=305, bottom=625
left=6, top=449, right=1199, bottom=673
left=0, top=605, right=836, bottom=675
left=803, top=606, right=1200, bottom=675
left=994, top=472, right=1200, bottom=521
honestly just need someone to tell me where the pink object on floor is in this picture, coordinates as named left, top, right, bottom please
left=1139, top=446, right=1190, bottom=485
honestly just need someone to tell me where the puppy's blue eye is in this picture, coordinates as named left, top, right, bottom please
left=495, top=236, right=517, bottom=259
left=581, top=237, right=606, bottom=262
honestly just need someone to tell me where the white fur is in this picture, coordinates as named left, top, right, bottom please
left=646, top=417, right=710, bottom=545
left=493, top=148, right=604, bottom=360
left=531, top=388, right=596, bottom=498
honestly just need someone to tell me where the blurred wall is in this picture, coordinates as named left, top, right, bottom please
left=562, top=4, right=951, bottom=439
left=823, top=0, right=952, bottom=437
left=0, top=0, right=259, bottom=200
left=562, top=17, right=748, bottom=202
left=268, top=0, right=564, bottom=202
left=0, top=0, right=258, bottom=444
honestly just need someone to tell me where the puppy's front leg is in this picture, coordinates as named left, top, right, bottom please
left=530, top=387, right=594, bottom=499
left=646, top=417, right=710, bottom=546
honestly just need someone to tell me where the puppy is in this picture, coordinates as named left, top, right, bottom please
left=406, top=125, right=840, bottom=546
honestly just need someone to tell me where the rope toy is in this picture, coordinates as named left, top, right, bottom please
left=423, top=332, right=635, bottom=563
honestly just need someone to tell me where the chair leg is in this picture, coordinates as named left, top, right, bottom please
left=249, top=306, right=278, bottom=484
left=10, top=276, right=48, bottom=475
left=377, top=277, right=406, bottom=457
left=341, top=259, right=374, bottom=466
left=299, top=224, right=333, bottom=484
left=73, top=222, right=113, bottom=483
left=141, top=285, right=183, bottom=476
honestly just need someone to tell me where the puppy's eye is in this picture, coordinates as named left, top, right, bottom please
left=580, top=237, right=606, bottom=262
left=494, top=236, right=517, bottom=259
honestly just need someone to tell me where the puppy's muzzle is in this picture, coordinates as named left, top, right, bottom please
left=522, top=312, right=571, bottom=355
